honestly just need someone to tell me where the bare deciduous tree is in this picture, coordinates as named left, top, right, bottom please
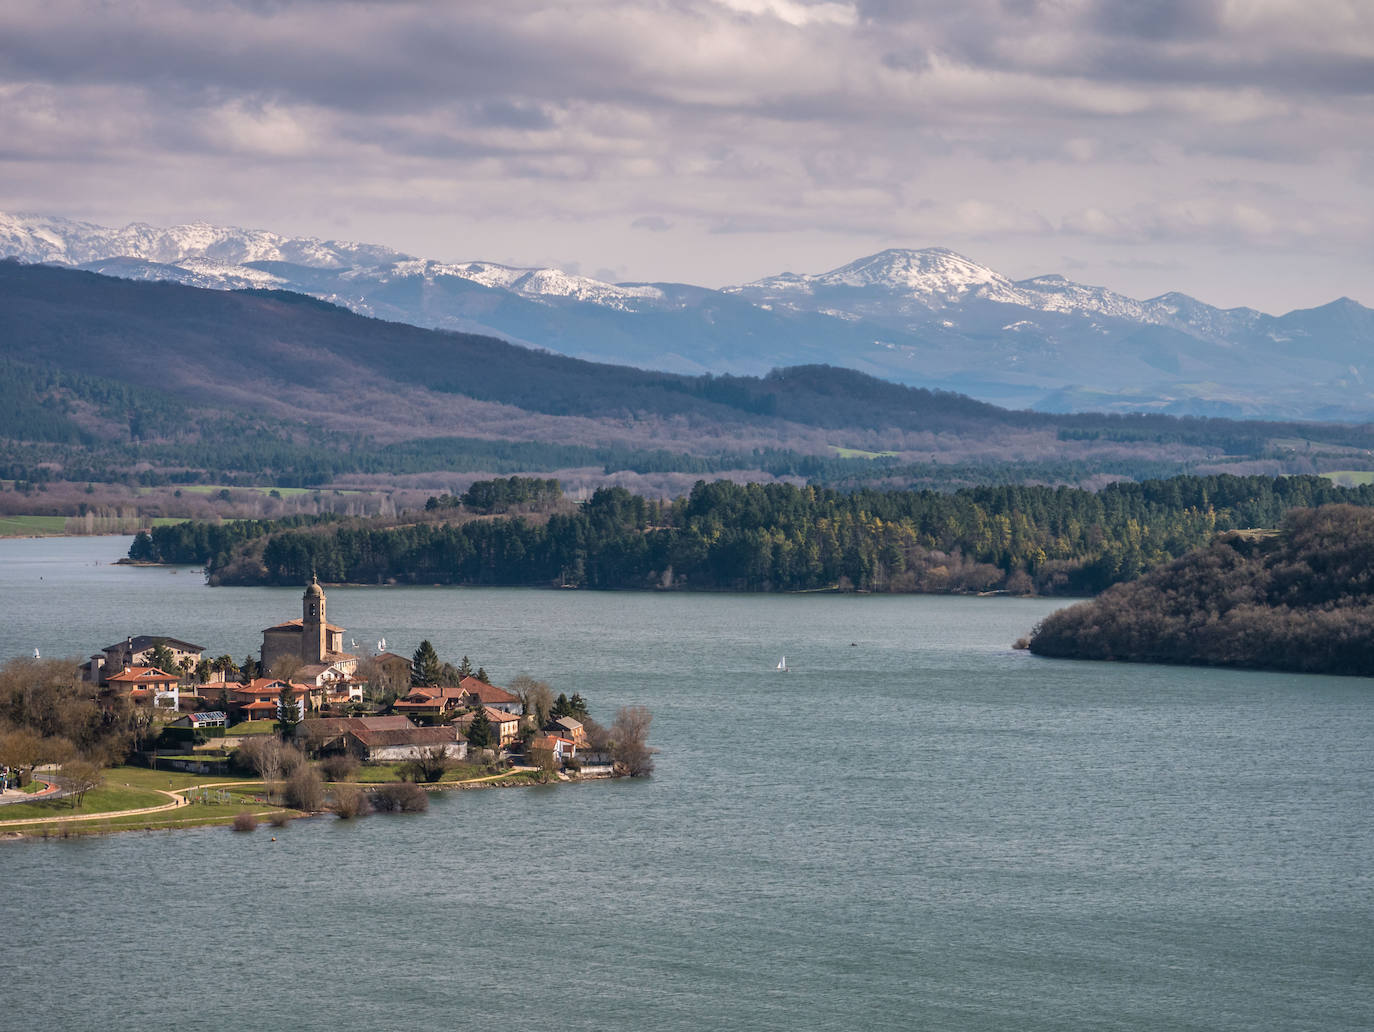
left=318, top=753, right=359, bottom=783
left=610, top=705, right=655, bottom=777
left=61, top=758, right=105, bottom=807
left=284, top=765, right=325, bottom=812
left=510, top=674, right=556, bottom=728
left=269, top=654, right=303, bottom=681
left=399, top=746, right=453, bottom=784
left=234, top=737, right=303, bottom=800
left=330, top=783, right=368, bottom=818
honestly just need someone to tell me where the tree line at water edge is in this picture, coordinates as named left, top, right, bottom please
left=1027, top=504, right=1374, bottom=675
left=132, top=474, right=1374, bottom=596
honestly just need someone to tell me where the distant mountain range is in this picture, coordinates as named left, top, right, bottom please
left=4, top=211, right=1372, bottom=421
left=5, top=259, right=1374, bottom=494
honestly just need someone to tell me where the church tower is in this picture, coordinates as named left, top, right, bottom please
left=303, top=576, right=327, bottom=665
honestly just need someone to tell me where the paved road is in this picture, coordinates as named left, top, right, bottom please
left=0, top=778, right=66, bottom=806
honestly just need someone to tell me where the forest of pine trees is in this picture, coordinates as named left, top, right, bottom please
left=132, top=473, right=1374, bottom=597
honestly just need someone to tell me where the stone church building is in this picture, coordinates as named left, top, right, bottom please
left=261, top=577, right=359, bottom=679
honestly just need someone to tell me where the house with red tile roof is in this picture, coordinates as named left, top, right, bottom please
left=531, top=733, right=576, bottom=762
left=103, top=666, right=183, bottom=709
left=453, top=706, right=522, bottom=748
left=545, top=716, right=587, bottom=746
left=220, top=678, right=318, bottom=724
left=393, top=681, right=469, bottom=723
left=86, top=635, right=206, bottom=686
left=458, top=675, right=522, bottom=713
left=296, top=716, right=466, bottom=762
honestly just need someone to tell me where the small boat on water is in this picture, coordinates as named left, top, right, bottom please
left=775, top=656, right=788, bottom=672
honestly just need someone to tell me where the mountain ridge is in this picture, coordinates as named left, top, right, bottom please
left=4, top=211, right=1372, bottom=421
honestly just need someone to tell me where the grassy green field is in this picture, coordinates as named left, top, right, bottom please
left=0, top=514, right=188, bottom=537
left=1322, top=470, right=1374, bottom=487
left=22, top=806, right=295, bottom=836
left=829, top=446, right=898, bottom=460
left=0, top=782, right=169, bottom=820
left=0, top=766, right=278, bottom=835
left=167, top=484, right=314, bottom=497
left=0, top=514, right=69, bottom=536
left=347, top=761, right=489, bottom=783
left=227, top=721, right=278, bottom=736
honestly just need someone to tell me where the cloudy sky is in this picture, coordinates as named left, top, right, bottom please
left=0, top=0, right=1370, bottom=311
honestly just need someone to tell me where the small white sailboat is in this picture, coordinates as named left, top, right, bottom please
left=775, top=656, right=788, bottom=672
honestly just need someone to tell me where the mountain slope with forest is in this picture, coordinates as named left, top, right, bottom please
left=5, top=211, right=1374, bottom=420
left=4, top=260, right=1374, bottom=493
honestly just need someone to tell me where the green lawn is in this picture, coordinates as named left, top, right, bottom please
left=112, top=766, right=244, bottom=791
left=347, top=761, right=491, bottom=784
left=0, top=514, right=188, bottom=538
left=227, top=721, right=278, bottom=736
left=0, top=766, right=270, bottom=829
left=829, top=446, right=898, bottom=460
left=1322, top=470, right=1374, bottom=487
left=0, top=782, right=169, bottom=820
left=28, top=807, right=294, bottom=836
left=0, top=514, right=70, bottom=536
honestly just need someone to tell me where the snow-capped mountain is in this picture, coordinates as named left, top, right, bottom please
left=735, top=249, right=1172, bottom=326
left=734, top=247, right=1031, bottom=310
left=3, top=210, right=1372, bottom=420
left=0, top=211, right=407, bottom=269
left=338, top=259, right=666, bottom=311
left=77, top=255, right=289, bottom=291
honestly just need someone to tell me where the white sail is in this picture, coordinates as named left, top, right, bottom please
left=776, top=656, right=787, bottom=672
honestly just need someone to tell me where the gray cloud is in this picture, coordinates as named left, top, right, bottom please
left=0, top=0, right=1368, bottom=310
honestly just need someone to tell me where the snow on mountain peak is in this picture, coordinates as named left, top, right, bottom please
left=344, top=257, right=665, bottom=308
left=735, top=246, right=1028, bottom=308
left=0, top=210, right=411, bottom=269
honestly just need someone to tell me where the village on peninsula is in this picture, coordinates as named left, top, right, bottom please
left=0, top=578, right=653, bottom=837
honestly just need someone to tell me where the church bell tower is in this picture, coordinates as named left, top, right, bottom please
left=303, top=576, right=327, bottom=665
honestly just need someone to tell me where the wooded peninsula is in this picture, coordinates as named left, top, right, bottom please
left=1027, top=504, right=1374, bottom=676
left=131, top=473, right=1374, bottom=598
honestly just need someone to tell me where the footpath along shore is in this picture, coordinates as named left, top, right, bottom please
left=0, top=765, right=604, bottom=838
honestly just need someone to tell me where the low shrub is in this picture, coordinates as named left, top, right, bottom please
left=232, top=811, right=258, bottom=832
left=330, top=783, right=369, bottom=819
left=284, top=766, right=325, bottom=812
left=369, top=782, right=429, bottom=813
left=319, top=753, right=359, bottom=782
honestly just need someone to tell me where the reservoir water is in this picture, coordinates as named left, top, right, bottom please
left=1, top=536, right=1371, bottom=1031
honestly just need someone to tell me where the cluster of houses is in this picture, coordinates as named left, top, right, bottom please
left=79, top=578, right=587, bottom=767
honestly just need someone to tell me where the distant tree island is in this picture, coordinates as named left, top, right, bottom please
left=1027, top=504, right=1374, bottom=676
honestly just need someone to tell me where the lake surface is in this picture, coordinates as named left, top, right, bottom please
left=1, top=536, right=1371, bottom=1031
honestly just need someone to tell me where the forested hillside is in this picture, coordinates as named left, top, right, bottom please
left=6, top=261, right=1374, bottom=495
left=1028, top=504, right=1374, bottom=675
left=134, top=474, right=1374, bottom=596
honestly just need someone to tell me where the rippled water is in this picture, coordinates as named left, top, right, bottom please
left=1, top=536, right=1371, bottom=1031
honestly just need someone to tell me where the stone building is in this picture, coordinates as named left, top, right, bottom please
left=260, top=577, right=359, bottom=677
left=85, top=635, right=205, bottom=685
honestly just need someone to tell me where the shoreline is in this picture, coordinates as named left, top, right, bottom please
left=0, top=767, right=621, bottom=841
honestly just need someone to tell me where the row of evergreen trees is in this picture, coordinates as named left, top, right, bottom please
left=151, top=473, right=1374, bottom=596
